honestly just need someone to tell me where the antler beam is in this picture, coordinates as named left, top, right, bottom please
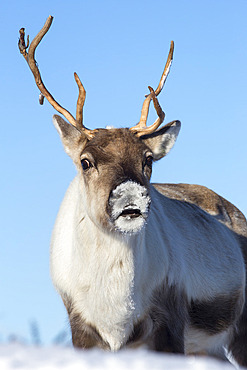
left=130, top=41, right=174, bottom=137
left=18, top=16, right=94, bottom=137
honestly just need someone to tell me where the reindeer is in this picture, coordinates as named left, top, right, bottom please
left=19, top=16, right=247, bottom=366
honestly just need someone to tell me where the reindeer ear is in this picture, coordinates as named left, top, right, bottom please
left=141, top=120, right=181, bottom=160
left=53, top=114, right=88, bottom=159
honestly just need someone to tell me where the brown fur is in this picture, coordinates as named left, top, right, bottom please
left=80, top=128, right=152, bottom=185
left=70, top=313, right=109, bottom=349
left=76, top=128, right=153, bottom=231
left=229, top=235, right=247, bottom=367
left=62, top=293, right=109, bottom=349
left=150, top=284, right=187, bottom=353
left=153, top=183, right=247, bottom=234
left=189, top=292, right=243, bottom=335
left=229, top=300, right=247, bottom=366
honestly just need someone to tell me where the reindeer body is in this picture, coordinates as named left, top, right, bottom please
left=19, top=17, right=247, bottom=365
left=50, top=128, right=246, bottom=359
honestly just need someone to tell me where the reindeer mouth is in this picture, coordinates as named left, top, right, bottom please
left=118, top=207, right=142, bottom=219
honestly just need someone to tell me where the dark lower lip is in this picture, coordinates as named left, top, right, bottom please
left=119, top=209, right=142, bottom=219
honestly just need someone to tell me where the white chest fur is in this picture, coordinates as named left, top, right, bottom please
left=72, top=235, right=140, bottom=350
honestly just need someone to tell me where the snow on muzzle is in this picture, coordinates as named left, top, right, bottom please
left=109, top=181, right=151, bottom=233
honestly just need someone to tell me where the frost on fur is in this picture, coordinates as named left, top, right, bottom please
left=109, top=181, right=151, bottom=233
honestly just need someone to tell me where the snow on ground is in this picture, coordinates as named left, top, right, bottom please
left=0, top=344, right=238, bottom=370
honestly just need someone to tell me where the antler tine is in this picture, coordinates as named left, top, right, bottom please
left=74, top=72, right=86, bottom=126
left=18, top=16, right=94, bottom=138
left=154, top=40, right=174, bottom=97
left=130, top=41, right=174, bottom=137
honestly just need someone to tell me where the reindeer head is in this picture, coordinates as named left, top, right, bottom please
left=19, top=16, right=180, bottom=233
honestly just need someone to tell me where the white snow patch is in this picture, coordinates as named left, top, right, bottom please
left=0, top=344, right=238, bottom=370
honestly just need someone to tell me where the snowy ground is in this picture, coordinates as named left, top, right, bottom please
left=0, top=344, right=240, bottom=370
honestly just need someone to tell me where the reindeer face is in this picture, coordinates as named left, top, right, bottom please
left=78, top=128, right=152, bottom=233
left=53, top=115, right=181, bottom=234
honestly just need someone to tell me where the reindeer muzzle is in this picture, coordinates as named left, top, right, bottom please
left=109, top=181, right=151, bottom=233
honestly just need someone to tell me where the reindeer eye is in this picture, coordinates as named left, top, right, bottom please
left=81, top=159, right=92, bottom=171
left=145, top=155, right=153, bottom=168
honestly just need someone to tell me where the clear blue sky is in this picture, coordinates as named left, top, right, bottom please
left=1, top=0, right=247, bottom=344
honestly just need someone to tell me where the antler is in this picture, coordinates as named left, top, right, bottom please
left=18, top=16, right=94, bottom=138
left=130, top=41, right=174, bottom=137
